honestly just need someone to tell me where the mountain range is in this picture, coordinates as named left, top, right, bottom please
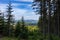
left=15, top=20, right=38, bottom=25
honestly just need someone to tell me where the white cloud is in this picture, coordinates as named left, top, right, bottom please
left=12, top=8, right=27, bottom=18
left=25, top=12, right=39, bottom=20
left=15, top=0, right=33, bottom=2
left=13, top=7, right=39, bottom=20
left=0, top=3, right=19, bottom=12
left=0, top=4, right=7, bottom=12
left=28, top=4, right=31, bottom=6
left=24, top=15, right=39, bottom=20
left=0, top=3, right=39, bottom=20
left=12, top=3, right=20, bottom=6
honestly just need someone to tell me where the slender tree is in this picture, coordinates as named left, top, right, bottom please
left=6, top=1, right=14, bottom=37
left=0, top=11, right=4, bottom=36
left=54, top=0, right=60, bottom=37
left=33, top=0, right=47, bottom=39
left=56, top=0, right=60, bottom=37
left=46, top=0, right=52, bottom=40
left=15, top=20, right=21, bottom=37
left=20, top=17, right=28, bottom=40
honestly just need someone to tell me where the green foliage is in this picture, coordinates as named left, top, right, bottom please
left=0, top=11, right=5, bottom=36
left=0, top=0, right=60, bottom=40
left=32, top=0, right=60, bottom=40
left=5, top=1, right=14, bottom=37
left=19, top=17, right=28, bottom=39
left=15, top=21, right=21, bottom=37
left=0, top=37, right=18, bottom=40
left=15, top=17, right=28, bottom=40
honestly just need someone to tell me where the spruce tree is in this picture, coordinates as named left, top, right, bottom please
left=54, top=0, right=60, bottom=37
left=0, top=11, right=4, bottom=36
left=20, top=17, right=28, bottom=40
left=46, top=0, right=52, bottom=40
left=15, top=20, right=21, bottom=37
left=6, top=1, right=14, bottom=37
left=32, top=0, right=55, bottom=40
left=33, top=0, right=47, bottom=39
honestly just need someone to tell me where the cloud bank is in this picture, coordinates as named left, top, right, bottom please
left=0, top=0, right=39, bottom=20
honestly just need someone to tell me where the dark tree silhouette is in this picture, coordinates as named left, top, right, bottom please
left=0, top=11, right=4, bottom=36
left=6, top=1, right=14, bottom=37
left=15, top=20, right=21, bottom=37
left=32, top=0, right=60, bottom=40
left=20, top=17, right=28, bottom=40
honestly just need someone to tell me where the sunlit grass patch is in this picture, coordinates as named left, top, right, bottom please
left=27, top=26, right=39, bottom=32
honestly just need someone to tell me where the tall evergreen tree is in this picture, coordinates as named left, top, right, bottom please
left=57, top=0, right=60, bottom=37
left=0, top=11, right=4, bottom=36
left=54, top=0, right=60, bottom=37
left=20, top=17, right=28, bottom=40
left=33, top=0, right=47, bottom=39
left=46, top=0, right=52, bottom=40
left=15, top=20, right=21, bottom=37
left=6, top=1, right=14, bottom=37
left=32, top=0, right=56, bottom=40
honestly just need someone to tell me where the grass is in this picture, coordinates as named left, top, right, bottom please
left=0, top=37, right=19, bottom=40
left=27, top=26, right=39, bottom=32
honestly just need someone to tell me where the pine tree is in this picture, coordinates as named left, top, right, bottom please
left=15, top=20, right=21, bottom=37
left=6, top=1, right=14, bottom=37
left=20, top=17, right=28, bottom=40
left=46, top=0, right=52, bottom=40
left=32, top=0, right=56, bottom=40
left=54, top=0, right=60, bottom=37
left=33, top=0, right=47, bottom=39
left=57, top=0, right=60, bottom=37
left=0, top=11, right=4, bottom=36
left=33, top=0, right=42, bottom=30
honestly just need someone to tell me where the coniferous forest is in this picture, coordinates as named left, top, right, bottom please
left=0, top=0, right=60, bottom=40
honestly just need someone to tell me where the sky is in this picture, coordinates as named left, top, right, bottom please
left=0, top=0, right=39, bottom=20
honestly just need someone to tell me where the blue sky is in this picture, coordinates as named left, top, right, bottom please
left=0, top=0, right=39, bottom=20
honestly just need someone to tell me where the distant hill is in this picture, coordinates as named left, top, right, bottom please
left=24, top=20, right=38, bottom=23
left=15, top=20, right=38, bottom=25
left=24, top=20, right=38, bottom=25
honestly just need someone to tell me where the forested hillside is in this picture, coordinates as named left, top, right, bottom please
left=0, top=0, right=60, bottom=40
